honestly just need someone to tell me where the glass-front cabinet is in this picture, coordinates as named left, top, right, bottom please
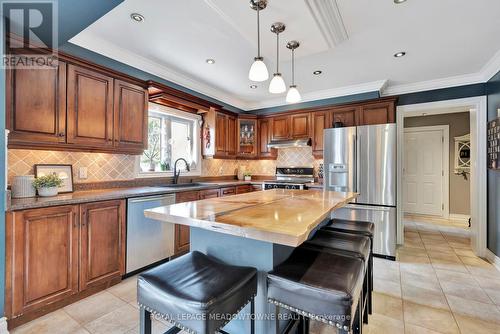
left=237, top=117, right=257, bottom=158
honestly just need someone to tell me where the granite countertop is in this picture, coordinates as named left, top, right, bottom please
left=8, top=180, right=264, bottom=211
left=145, top=189, right=358, bottom=247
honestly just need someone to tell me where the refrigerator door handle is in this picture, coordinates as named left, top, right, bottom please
left=355, top=132, right=360, bottom=194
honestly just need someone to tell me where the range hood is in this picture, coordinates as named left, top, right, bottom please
left=267, top=138, right=312, bottom=149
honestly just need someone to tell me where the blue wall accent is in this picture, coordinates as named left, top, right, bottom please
left=247, top=91, right=380, bottom=115
left=59, top=43, right=244, bottom=114
left=487, top=71, right=500, bottom=256
left=396, top=83, right=487, bottom=106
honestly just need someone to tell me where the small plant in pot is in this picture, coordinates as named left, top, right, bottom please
left=33, top=174, right=63, bottom=197
left=244, top=172, right=252, bottom=181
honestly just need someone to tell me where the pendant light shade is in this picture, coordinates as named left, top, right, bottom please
left=269, top=73, right=287, bottom=94
left=269, top=22, right=286, bottom=94
left=249, top=0, right=269, bottom=82
left=286, top=85, right=301, bottom=103
left=249, top=57, right=268, bottom=81
left=286, top=40, right=302, bottom=103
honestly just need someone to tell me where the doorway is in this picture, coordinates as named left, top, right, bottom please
left=396, top=97, right=488, bottom=257
left=403, top=125, right=449, bottom=217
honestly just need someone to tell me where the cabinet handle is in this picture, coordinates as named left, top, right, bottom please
left=58, top=132, right=65, bottom=137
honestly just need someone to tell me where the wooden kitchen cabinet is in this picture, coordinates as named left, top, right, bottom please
left=6, top=205, right=79, bottom=317
left=220, top=186, right=236, bottom=197
left=359, top=101, right=395, bottom=125
left=237, top=117, right=258, bottom=158
left=6, top=60, right=67, bottom=146
left=236, top=185, right=253, bottom=194
left=214, top=112, right=237, bottom=158
left=312, top=111, right=329, bottom=158
left=79, top=200, right=126, bottom=291
left=227, top=115, right=237, bottom=157
left=272, top=115, right=291, bottom=141
left=198, top=188, right=220, bottom=199
left=331, top=106, right=358, bottom=127
left=66, top=64, right=115, bottom=149
left=258, top=118, right=277, bottom=159
left=290, top=113, right=311, bottom=139
left=113, top=80, right=148, bottom=152
left=174, top=191, right=199, bottom=255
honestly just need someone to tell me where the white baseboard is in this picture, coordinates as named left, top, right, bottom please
left=448, top=214, right=471, bottom=225
left=0, top=317, right=8, bottom=334
left=485, top=249, right=500, bottom=272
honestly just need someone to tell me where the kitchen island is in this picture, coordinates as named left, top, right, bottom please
left=144, top=189, right=357, bottom=333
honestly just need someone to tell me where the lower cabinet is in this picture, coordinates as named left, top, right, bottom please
left=5, top=200, right=126, bottom=325
left=174, top=191, right=198, bottom=255
left=198, top=188, right=220, bottom=199
left=236, top=185, right=253, bottom=194
left=79, top=200, right=126, bottom=290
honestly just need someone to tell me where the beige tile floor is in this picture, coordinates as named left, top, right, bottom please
left=11, top=219, right=500, bottom=334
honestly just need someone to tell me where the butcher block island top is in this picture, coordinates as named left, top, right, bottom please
left=144, top=189, right=358, bottom=247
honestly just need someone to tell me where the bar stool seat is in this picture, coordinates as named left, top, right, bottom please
left=267, top=247, right=365, bottom=333
left=306, top=230, right=370, bottom=263
left=322, top=218, right=374, bottom=237
left=138, top=251, right=257, bottom=334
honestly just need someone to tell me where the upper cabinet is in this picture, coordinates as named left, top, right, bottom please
left=290, top=113, right=311, bottom=139
left=358, top=101, right=395, bottom=125
left=113, top=80, right=148, bottom=152
left=214, top=111, right=237, bottom=158
left=6, top=60, right=67, bottom=146
left=237, top=117, right=258, bottom=158
left=258, top=118, right=277, bottom=159
left=66, top=64, right=114, bottom=149
left=272, top=115, right=291, bottom=141
left=6, top=56, right=148, bottom=155
left=312, top=111, right=329, bottom=158
left=331, top=106, right=358, bottom=127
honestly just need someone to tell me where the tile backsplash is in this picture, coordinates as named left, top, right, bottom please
left=8, top=147, right=323, bottom=184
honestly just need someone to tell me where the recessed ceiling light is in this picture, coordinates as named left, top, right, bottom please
left=206, top=59, right=215, bottom=64
left=394, top=0, right=407, bottom=3
left=394, top=51, right=406, bottom=58
left=313, top=70, right=322, bottom=75
left=250, top=85, right=258, bottom=89
left=130, top=13, right=145, bottom=22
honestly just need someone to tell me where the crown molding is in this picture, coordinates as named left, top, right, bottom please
left=69, top=33, right=249, bottom=110
left=245, top=80, right=387, bottom=111
left=304, top=0, right=348, bottom=48
left=382, top=49, right=500, bottom=96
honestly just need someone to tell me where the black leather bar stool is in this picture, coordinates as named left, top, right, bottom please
left=322, top=218, right=374, bottom=314
left=137, top=251, right=257, bottom=334
left=305, top=230, right=371, bottom=324
left=267, top=246, right=365, bottom=334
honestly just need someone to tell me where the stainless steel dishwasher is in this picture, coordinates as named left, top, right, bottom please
left=126, top=194, right=175, bottom=274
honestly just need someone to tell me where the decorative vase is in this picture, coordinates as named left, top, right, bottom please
left=12, top=175, right=36, bottom=198
left=244, top=176, right=251, bottom=181
left=38, top=186, right=58, bottom=197
left=148, top=162, right=156, bottom=171
left=237, top=165, right=247, bottom=180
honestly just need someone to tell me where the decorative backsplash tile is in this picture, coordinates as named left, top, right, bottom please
left=8, top=147, right=323, bottom=184
left=8, top=150, right=137, bottom=184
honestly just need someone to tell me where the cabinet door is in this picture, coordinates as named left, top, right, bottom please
left=236, top=185, right=253, bottom=194
left=113, top=80, right=148, bottom=152
left=291, top=113, right=310, bottom=139
left=272, top=115, right=291, bottom=140
left=174, top=191, right=199, bottom=255
left=6, top=61, right=67, bottom=145
left=198, top=189, right=220, bottom=199
left=331, top=106, right=358, bottom=127
left=80, top=200, right=125, bottom=290
left=258, top=118, right=277, bottom=159
left=312, top=111, right=329, bottom=158
left=359, top=101, right=395, bottom=125
left=215, top=112, right=227, bottom=156
left=9, top=206, right=79, bottom=316
left=237, top=118, right=257, bottom=158
left=67, top=64, right=114, bottom=148
left=226, top=115, right=237, bottom=157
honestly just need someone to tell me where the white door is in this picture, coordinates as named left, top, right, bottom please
left=404, top=127, right=447, bottom=216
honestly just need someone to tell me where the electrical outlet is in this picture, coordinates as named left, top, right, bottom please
left=219, top=167, right=223, bottom=175
left=497, top=108, right=500, bottom=118
left=79, top=167, right=88, bottom=179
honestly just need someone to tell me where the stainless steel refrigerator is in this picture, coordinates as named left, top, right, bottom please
left=324, top=124, right=397, bottom=258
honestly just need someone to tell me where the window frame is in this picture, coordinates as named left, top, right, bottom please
left=135, top=103, right=202, bottom=178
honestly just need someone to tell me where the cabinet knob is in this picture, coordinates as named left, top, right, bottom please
left=58, top=132, right=65, bottom=137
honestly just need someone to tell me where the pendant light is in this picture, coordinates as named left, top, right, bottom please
left=248, top=0, right=269, bottom=82
left=286, top=40, right=301, bottom=103
left=269, top=22, right=286, bottom=94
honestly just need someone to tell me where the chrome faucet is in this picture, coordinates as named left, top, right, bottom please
left=173, top=158, right=190, bottom=184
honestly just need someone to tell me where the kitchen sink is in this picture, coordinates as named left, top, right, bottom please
left=159, top=183, right=206, bottom=188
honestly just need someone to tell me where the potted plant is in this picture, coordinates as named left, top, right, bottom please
left=244, top=172, right=252, bottom=181
left=33, top=174, right=63, bottom=197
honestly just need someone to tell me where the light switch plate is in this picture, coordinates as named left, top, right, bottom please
left=79, top=167, right=88, bottom=179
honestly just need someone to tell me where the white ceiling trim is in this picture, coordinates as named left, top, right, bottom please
left=68, top=32, right=249, bottom=109
left=246, top=80, right=387, bottom=111
left=304, top=0, right=348, bottom=48
left=382, top=49, right=500, bottom=96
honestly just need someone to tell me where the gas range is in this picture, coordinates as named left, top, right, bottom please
left=263, top=167, right=314, bottom=190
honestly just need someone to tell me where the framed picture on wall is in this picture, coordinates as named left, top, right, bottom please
left=34, top=164, right=74, bottom=193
